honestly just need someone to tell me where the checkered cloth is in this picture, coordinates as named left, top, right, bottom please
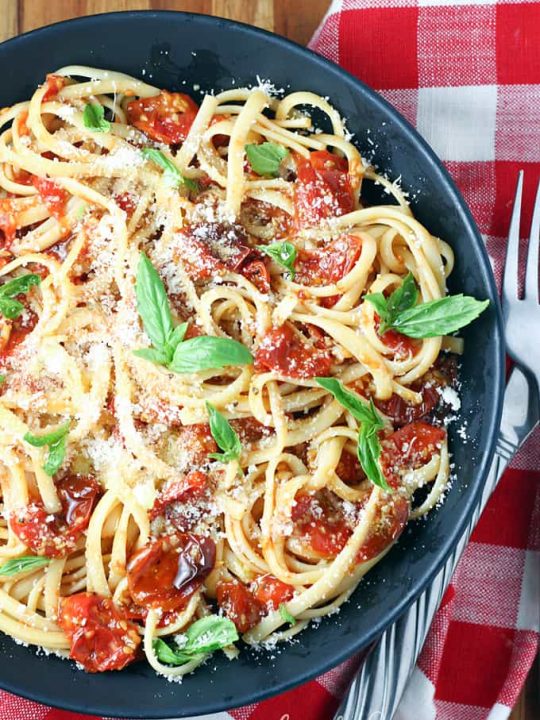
left=1, top=1, right=539, bottom=718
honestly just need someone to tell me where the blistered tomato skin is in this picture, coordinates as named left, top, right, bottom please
left=216, top=579, right=264, bottom=633
left=126, top=91, right=198, bottom=145
left=254, top=324, right=333, bottom=379
left=58, top=593, right=141, bottom=673
left=126, top=533, right=216, bottom=612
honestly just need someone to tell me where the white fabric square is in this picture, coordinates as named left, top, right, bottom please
left=416, top=85, right=497, bottom=161
left=517, top=550, right=540, bottom=631
left=395, top=667, right=437, bottom=720
left=486, top=703, right=512, bottom=720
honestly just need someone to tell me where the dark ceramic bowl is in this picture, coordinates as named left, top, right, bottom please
left=0, top=11, right=504, bottom=718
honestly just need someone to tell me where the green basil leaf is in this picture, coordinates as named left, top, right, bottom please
left=364, top=292, right=389, bottom=327
left=132, top=347, right=171, bottom=365
left=386, top=272, right=418, bottom=319
left=257, top=242, right=297, bottom=279
left=170, top=322, right=188, bottom=347
left=152, top=638, right=194, bottom=666
left=0, top=273, right=41, bottom=298
left=0, top=555, right=51, bottom=577
left=142, top=148, right=199, bottom=191
left=169, top=336, right=253, bottom=374
left=0, top=374, right=5, bottom=384
left=82, top=103, right=111, bottom=132
left=391, top=295, right=490, bottom=338
left=24, top=421, right=70, bottom=477
left=184, top=615, right=239, bottom=653
left=152, top=616, right=238, bottom=666
left=135, top=253, right=175, bottom=358
left=279, top=603, right=296, bottom=626
left=0, top=296, right=24, bottom=320
left=24, top=421, right=70, bottom=448
left=315, top=378, right=383, bottom=428
left=357, top=424, right=390, bottom=491
left=0, top=273, right=41, bottom=319
left=245, top=142, right=289, bottom=177
left=42, top=435, right=67, bottom=476
left=206, top=402, right=242, bottom=464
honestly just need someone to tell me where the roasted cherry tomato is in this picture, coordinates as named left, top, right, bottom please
left=32, top=177, right=69, bottom=220
left=126, top=91, right=198, bottom=145
left=42, top=74, right=66, bottom=102
left=216, top=579, right=264, bottom=633
left=294, top=150, right=354, bottom=228
left=295, top=235, right=362, bottom=307
left=58, top=592, right=141, bottom=672
left=251, top=574, right=294, bottom=611
left=381, top=421, right=446, bottom=487
left=374, top=315, right=419, bottom=360
left=177, top=423, right=218, bottom=466
left=355, top=494, right=410, bottom=563
left=10, top=475, right=100, bottom=557
left=126, top=533, right=215, bottom=612
left=291, top=492, right=352, bottom=558
left=254, top=323, right=333, bottom=379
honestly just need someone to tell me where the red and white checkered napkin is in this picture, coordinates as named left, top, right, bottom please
left=2, top=2, right=539, bottom=719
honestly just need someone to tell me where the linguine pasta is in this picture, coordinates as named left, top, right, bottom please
left=0, top=67, right=482, bottom=677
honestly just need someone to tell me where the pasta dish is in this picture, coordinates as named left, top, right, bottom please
left=0, top=67, right=488, bottom=676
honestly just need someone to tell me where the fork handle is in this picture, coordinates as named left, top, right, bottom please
left=334, top=366, right=539, bottom=720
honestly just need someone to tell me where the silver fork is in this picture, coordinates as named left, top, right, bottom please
left=335, top=173, right=540, bottom=720
left=502, top=171, right=540, bottom=392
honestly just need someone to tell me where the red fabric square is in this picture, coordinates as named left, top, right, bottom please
left=435, top=622, right=516, bottom=706
left=491, top=161, right=540, bottom=239
left=496, top=4, right=540, bottom=85
left=338, top=8, right=419, bottom=90
left=444, top=161, right=495, bottom=237
left=418, top=5, right=496, bottom=87
left=233, top=679, right=337, bottom=720
left=496, top=84, right=540, bottom=163
left=472, top=470, right=540, bottom=549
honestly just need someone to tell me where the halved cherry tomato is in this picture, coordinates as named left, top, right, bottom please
left=42, top=74, right=66, bottom=102
left=241, top=258, right=271, bottom=294
left=334, top=449, right=364, bottom=485
left=295, top=235, right=362, bottom=307
left=32, top=177, right=69, bottom=220
left=229, top=417, right=268, bottom=444
left=381, top=421, right=446, bottom=487
left=126, top=91, right=198, bottom=145
left=150, top=470, right=208, bottom=522
left=355, top=494, right=409, bottom=563
left=294, top=150, right=354, bottom=228
left=177, top=424, right=217, bottom=465
left=251, top=574, right=294, bottom=610
left=374, top=315, right=419, bottom=360
left=126, top=533, right=215, bottom=612
left=58, top=593, right=141, bottom=672
left=374, top=384, right=440, bottom=428
left=254, top=323, right=333, bottom=379
left=10, top=475, right=100, bottom=557
left=216, top=579, right=264, bottom=633
left=291, top=492, right=352, bottom=558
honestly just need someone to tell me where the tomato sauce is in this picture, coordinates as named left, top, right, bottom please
left=294, top=150, right=354, bottom=228
left=126, top=91, right=198, bottom=145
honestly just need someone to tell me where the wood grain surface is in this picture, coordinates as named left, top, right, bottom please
left=0, top=1, right=537, bottom=718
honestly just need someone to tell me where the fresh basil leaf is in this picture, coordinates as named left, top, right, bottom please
left=184, top=615, right=239, bottom=653
left=386, top=273, right=418, bottom=318
left=0, top=296, right=24, bottom=320
left=170, top=322, right=188, bottom=346
left=152, top=638, right=194, bottom=666
left=82, top=103, right=111, bottom=132
left=24, top=421, right=70, bottom=477
left=0, top=273, right=41, bottom=298
left=364, top=292, right=389, bottom=326
left=279, top=603, right=296, bottom=626
left=142, top=148, right=199, bottom=192
left=169, top=336, right=253, bottom=374
left=315, top=378, right=383, bottom=428
left=132, top=347, right=171, bottom=365
left=152, top=616, right=238, bottom=666
left=357, top=424, right=389, bottom=491
left=0, top=273, right=41, bottom=320
left=245, top=142, right=289, bottom=177
left=0, top=374, right=5, bottom=384
left=24, top=421, right=70, bottom=448
left=257, top=242, right=297, bottom=279
left=0, top=555, right=51, bottom=577
left=206, top=402, right=242, bottom=463
left=135, top=253, right=175, bottom=357
left=391, top=296, right=490, bottom=338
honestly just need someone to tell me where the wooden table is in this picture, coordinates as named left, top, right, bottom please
left=0, top=1, right=537, bottom=718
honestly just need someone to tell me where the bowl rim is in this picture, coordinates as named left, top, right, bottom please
left=0, top=9, right=505, bottom=717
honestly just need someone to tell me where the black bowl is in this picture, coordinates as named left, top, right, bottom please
left=0, top=11, right=504, bottom=718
